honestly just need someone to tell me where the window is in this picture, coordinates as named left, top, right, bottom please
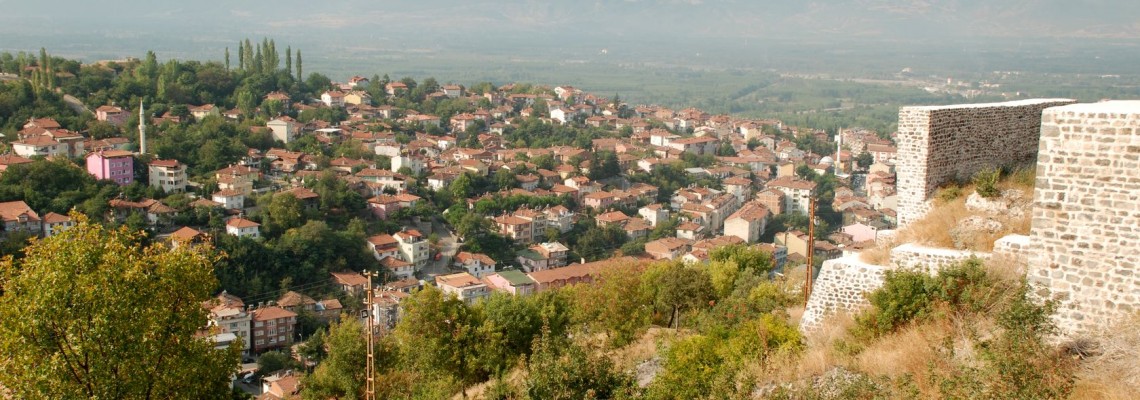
left=255, top=339, right=264, bottom=345
left=255, top=321, right=264, bottom=327
left=268, top=329, right=276, bottom=335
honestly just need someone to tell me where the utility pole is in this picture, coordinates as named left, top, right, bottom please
left=364, top=270, right=378, bottom=400
left=805, top=197, right=816, bottom=304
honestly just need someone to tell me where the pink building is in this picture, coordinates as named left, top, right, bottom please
left=86, top=150, right=134, bottom=185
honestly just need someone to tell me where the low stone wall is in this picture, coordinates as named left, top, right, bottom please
left=803, top=244, right=992, bottom=332
left=890, top=243, right=990, bottom=275
left=801, top=255, right=888, bottom=331
left=992, top=234, right=1033, bottom=267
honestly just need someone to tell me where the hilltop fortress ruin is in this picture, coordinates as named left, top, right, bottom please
left=803, top=99, right=1140, bottom=337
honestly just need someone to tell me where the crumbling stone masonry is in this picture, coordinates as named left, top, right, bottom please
left=1028, top=101, right=1140, bottom=336
left=896, top=99, right=1075, bottom=227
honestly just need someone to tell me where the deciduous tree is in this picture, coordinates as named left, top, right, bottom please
left=0, top=214, right=239, bottom=399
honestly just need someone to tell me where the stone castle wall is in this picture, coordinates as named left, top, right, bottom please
left=890, top=243, right=990, bottom=275
left=1028, top=101, right=1140, bottom=336
left=800, top=256, right=888, bottom=331
left=896, top=99, right=1075, bottom=226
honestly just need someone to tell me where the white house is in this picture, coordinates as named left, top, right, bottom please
left=225, top=217, right=260, bottom=238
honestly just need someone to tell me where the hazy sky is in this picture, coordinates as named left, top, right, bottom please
left=2, top=0, right=1137, bottom=80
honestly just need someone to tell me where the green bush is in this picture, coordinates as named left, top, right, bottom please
left=972, top=168, right=1002, bottom=198
left=853, top=258, right=998, bottom=339
left=936, top=185, right=963, bottom=203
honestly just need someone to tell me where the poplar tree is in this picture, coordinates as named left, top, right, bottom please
left=285, top=46, right=292, bottom=78
left=296, top=50, right=303, bottom=82
left=224, top=47, right=230, bottom=71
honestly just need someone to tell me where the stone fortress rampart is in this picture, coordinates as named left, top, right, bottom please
left=803, top=100, right=1140, bottom=337
left=896, top=99, right=1075, bottom=226
left=1028, top=101, right=1140, bottom=335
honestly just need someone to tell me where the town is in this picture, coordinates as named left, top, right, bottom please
left=1, top=43, right=1112, bottom=400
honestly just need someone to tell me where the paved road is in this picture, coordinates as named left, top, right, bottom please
left=62, top=94, right=92, bottom=115
left=419, top=216, right=460, bottom=278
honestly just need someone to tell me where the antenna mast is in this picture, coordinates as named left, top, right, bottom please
left=805, top=197, right=816, bottom=304
left=364, top=270, right=378, bottom=400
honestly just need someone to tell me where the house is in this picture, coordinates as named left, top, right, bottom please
left=367, top=234, right=401, bottom=261
left=250, top=306, right=297, bottom=353
left=645, top=237, right=693, bottom=260
left=366, top=195, right=401, bottom=219
left=107, top=198, right=177, bottom=227
left=841, top=222, right=881, bottom=243
left=41, top=212, right=73, bottom=238
left=756, top=188, right=785, bottom=215
left=86, top=150, right=134, bottom=186
left=260, top=373, right=301, bottom=400
left=441, top=84, right=464, bottom=98
left=11, top=135, right=67, bottom=158
left=95, top=105, right=128, bottom=125
left=264, top=91, right=292, bottom=109
left=766, top=177, right=817, bottom=214
left=381, top=254, right=415, bottom=280
left=0, top=153, right=33, bottom=174
left=267, top=117, right=302, bottom=144
left=321, top=91, right=346, bottom=108
left=516, top=241, right=570, bottom=272
left=484, top=270, right=536, bottom=296
left=724, top=201, right=770, bottom=243
left=169, top=226, right=207, bottom=248
left=212, top=190, right=245, bottom=210
left=435, top=272, right=490, bottom=304
left=455, top=251, right=497, bottom=278
left=205, top=292, right=252, bottom=355
left=147, top=159, right=187, bottom=193
left=344, top=90, right=372, bottom=106
left=331, top=271, right=369, bottom=296
left=525, top=257, right=632, bottom=292
left=386, top=81, right=408, bottom=96
left=225, top=217, right=260, bottom=238
left=639, top=204, right=669, bottom=227
left=494, top=215, right=533, bottom=243
left=276, top=291, right=317, bottom=314
left=0, top=201, right=41, bottom=235
left=394, top=229, right=430, bottom=271
left=189, top=104, right=220, bottom=120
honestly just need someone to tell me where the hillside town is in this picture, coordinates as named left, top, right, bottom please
left=0, top=48, right=910, bottom=398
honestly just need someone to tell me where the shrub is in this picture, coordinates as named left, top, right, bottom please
left=936, top=185, right=963, bottom=203
left=972, top=168, right=1002, bottom=198
left=853, top=258, right=998, bottom=339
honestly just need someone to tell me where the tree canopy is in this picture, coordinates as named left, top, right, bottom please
left=0, top=214, right=240, bottom=399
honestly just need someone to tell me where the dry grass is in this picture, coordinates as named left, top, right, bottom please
left=1070, top=314, right=1140, bottom=400
left=858, top=169, right=1036, bottom=263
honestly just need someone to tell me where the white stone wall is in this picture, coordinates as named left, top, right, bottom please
left=801, top=255, right=888, bottom=331
left=896, top=99, right=1076, bottom=227
left=890, top=243, right=990, bottom=275
left=803, top=244, right=990, bottom=332
left=1029, top=101, right=1140, bottom=336
left=992, top=234, right=1033, bottom=268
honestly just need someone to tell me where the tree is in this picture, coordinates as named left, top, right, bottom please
left=303, top=318, right=367, bottom=399
left=0, top=214, right=239, bottom=399
left=523, top=330, right=639, bottom=400
left=855, top=151, right=874, bottom=170
left=392, top=286, right=484, bottom=393
left=642, top=261, right=715, bottom=328
left=258, top=351, right=291, bottom=376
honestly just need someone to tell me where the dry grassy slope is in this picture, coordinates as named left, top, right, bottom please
left=861, top=169, right=1035, bottom=265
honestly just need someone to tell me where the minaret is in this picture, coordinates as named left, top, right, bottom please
left=138, top=100, right=147, bottom=155
left=835, top=130, right=842, bottom=174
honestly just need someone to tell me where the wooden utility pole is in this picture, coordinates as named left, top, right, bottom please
left=364, top=270, right=377, bottom=400
left=805, top=198, right=816, bottom=304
